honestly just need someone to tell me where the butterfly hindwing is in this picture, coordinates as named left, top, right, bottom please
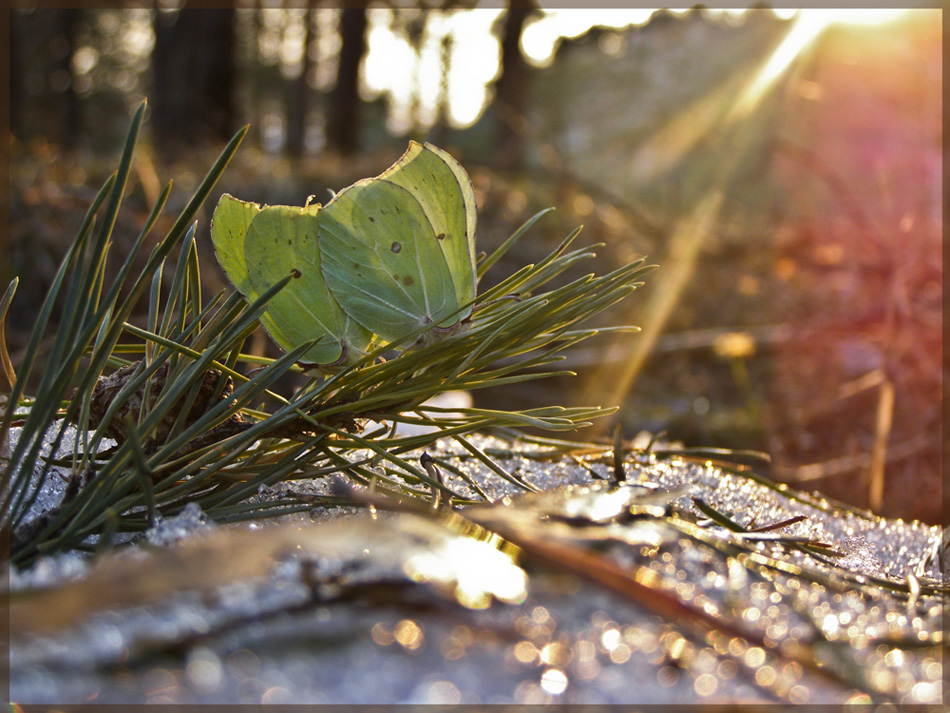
left=211, top=193, right=263, bottom=297
left=213, top=196, right=376, bottom=365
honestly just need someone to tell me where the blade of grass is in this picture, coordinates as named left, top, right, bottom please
left=0, top=278, right=19, bottom=389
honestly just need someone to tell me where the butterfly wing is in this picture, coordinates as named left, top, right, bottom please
left=211, top=142, right=477, bottom=362
left=379, top=142, right=477, bottom=319
left=318, top=178, right=460, bottom=342
left=211, top=193, right=262, bottom=297
left=212, top=195, right=375, bottom=365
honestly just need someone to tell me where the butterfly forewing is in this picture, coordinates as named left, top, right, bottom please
left=318, top=178, right=460, bottom=342
left=380, top=142, right=477, bottom=319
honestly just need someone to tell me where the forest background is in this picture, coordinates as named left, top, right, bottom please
left=6, top=5, right=943, bottom=523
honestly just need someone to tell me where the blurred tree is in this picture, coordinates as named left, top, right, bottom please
left=493, top=0, right=538, bottom=167
left=10, top=9, right=81, bottom=148
left=426, top=32, right=454, bottom=147
left=151, top=9, right=236, bottom=146
left=325, top=7, right=368, bottom=155
left=285, top=4, right=316, bottom=157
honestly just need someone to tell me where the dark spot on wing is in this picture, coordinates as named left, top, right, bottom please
left=290, top=268, right=302, bottom=278
left=391, top=241, right=402, bottom=253
left=369, top=216, right=375, bottom=222
left=436, top=233, right=446, bottom=241
left=403, top=275, right=414, bottom=286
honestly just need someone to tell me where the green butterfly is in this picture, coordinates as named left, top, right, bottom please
left=211, top=142, right=477, bottom=366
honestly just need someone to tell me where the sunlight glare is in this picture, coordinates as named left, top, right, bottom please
left=363, top=8, right=503, bottom=131
left=807, top=9, right=913, bottom=28
left=731, top=9, right=911, bottom=121
left=403, top=534, right=527, bottom=610
left=363, top=11, right=419, bottom=134
left=444, top=10, right=504, bottom=127
left=362, top=7, right=914, bottom=135
left=522, top=9, right=665, bottom=66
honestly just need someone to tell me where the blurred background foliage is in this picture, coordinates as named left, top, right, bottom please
left=6, top=5, right=942, bottom=524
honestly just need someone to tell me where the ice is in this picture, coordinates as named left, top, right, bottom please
left=7, top=430, right=944, bottom=705
left=9, top=552, right=90, bottom=592
left=8, top=421, right=117, bottom=546
left=143, top=502, right=214, bottom=547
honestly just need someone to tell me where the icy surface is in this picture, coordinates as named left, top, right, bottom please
left=8, top=432, right=945, bottom=705
left=8, top=423, right=98, bottom=521
left=7, top=422, right=117, bottom=545
left=142, top=501, right=214, bottom=546
left=9, top=552, right=90, bottom=592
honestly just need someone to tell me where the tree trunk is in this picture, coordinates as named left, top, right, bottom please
left=494, top=0, right=537, bottom=168
left=151, top=9, right=236, bottom=146
left=325, top=8, right=368, bottom=155
left=10, top=9, right=81, bottom=148
left=285, top=4, right=316, bottom=157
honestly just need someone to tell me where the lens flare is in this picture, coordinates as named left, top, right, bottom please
left=734, top=9, right=911, bottom=120
left=587, top=7, right=916, bottom=420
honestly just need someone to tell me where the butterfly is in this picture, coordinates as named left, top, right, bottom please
left=211, top=142, right=477, bottom=366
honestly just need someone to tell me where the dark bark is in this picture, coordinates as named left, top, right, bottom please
left=51, top=9, right=81, bottom=149
left=325, top=8, right=368, bottom=155
left=286, top=4, right=316, bottom=157
left=10, top=9, right=81, bottom=148
left=494, top=0, right=537, bottom=168
left=151, top=9, right=236, bottom=147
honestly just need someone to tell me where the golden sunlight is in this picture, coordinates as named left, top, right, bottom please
left=586, top=7, right=922, bottom=420
left=403, top=533, right=527, bottom=610
left=732, top=9, right=913, bottom=120
left=797, top=8, right=914, bottom=30
left=362, top=8, right=915, bottom=134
